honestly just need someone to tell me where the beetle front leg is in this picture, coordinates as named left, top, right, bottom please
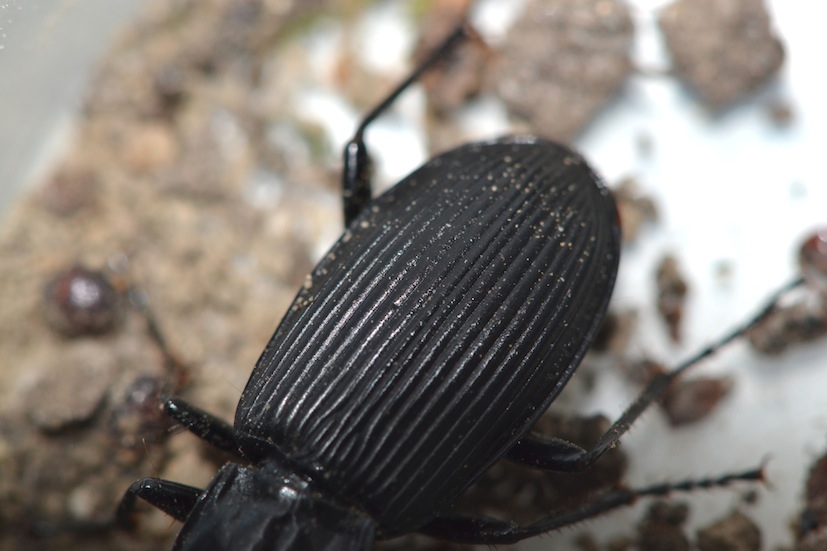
left=510, top=276, right=805, bottom=473
left=26, top=478, right=202, bottom=538
left=116, top=477, right=202, bottom=530
left=164, top=396, right=242, bottom=459
left=419, top=467, right=763, bottom=545
left=127, top=286, right=190, bottom=390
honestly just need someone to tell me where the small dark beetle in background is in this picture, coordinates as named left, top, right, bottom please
left=115, top=25, right=802, bottom=550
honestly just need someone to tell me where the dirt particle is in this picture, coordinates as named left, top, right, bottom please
left=124, top=123, right=180, bottom=174
left=37, top=165, right=100, bottom=217
left=613, top=176, right=658, bottom=243
left=24, top=343, right=114, bottom=433
left=491, top=0, right=634, bottom=141
left=658, top=0, right=785, bottom=110
left=796, top=452, right=827, bottom=550
left=799, top=228, right=827, bottom=290
left=655, top=254, right=688, bottom=344
left=696, top=510, right=761, bottom=551
left=637, top=500, right=691, bottom=551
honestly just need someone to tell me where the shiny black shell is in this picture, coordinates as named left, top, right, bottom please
left=235, top=136, right=621, bottom=533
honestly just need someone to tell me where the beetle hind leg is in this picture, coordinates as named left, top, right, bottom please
left=418, top=466, right=763, bottom=545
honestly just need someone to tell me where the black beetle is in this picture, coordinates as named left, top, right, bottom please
left=115, top=24, right=803, bottom=550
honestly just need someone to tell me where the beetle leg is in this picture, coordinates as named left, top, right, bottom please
left=164, top=396, right=242, bottom=459
left=505, top=433, right=588, bottom=472
left=513, top=276, right=805, bottom=473
left=26, top=478, right=202, bottom=538
left=341, top=24, right=473, bottom=226
left=127, top=286, right=190, bottom=391
left=116, top=477, right=202, bottom=530
left=418, top=466, right=763, bottom=544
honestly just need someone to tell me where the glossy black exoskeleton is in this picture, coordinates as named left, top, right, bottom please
left=116, top=24, right=802, bottom=550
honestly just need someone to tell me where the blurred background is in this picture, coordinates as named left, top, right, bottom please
left=1, top=1, right=826, bottom=550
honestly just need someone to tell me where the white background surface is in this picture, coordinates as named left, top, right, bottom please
left=1, top=0, right=826, bottom=549
left=0, top=0, right=143, bottom=215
